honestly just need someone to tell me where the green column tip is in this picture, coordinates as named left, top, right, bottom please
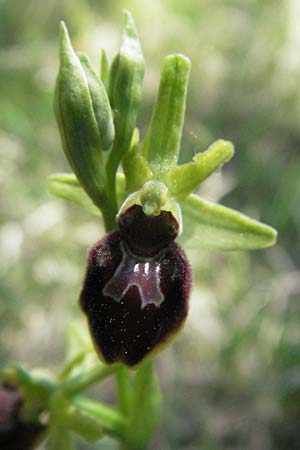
left=140, top=180, right=169, bottom=216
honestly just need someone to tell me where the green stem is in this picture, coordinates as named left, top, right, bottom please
left=59, top=364, right=119, bottom=397
left=47, top=427, right=76, bottom=450
left=124, top=360, right=161, bottom=450
left=106, top=143, right=120, bottom=222
left=74, top=395, right=126, bottom=439
left=99, top=198, right=117, bottom=231
left=58, top=347, right=92, bottom=380
left=116, top=366, right=133, bottom=416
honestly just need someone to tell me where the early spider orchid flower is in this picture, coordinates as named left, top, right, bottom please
left=50, top=11, right=277, bottom=367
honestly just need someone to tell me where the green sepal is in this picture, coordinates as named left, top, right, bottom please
left=78, top=52, right=115, bottom=150
left=100, top=49, right=110, bottom=89
left=54, top=22, right=108, bottom=215
left=106, top=10, right=145, bottom=214
left=180, top=193, right=277, bottom=250
left=48, top=172, right=276, bottom=250
left=47, top=172, right=126, bottom=217
left=50, top=393, right=104, bottom=442
left=48, top=173, right=101, bottom=216
left=141, top=54, right=191, bottom=179
left=167, top=139, right=234, bottom=201
left=124, top=361, right=161, bottom=450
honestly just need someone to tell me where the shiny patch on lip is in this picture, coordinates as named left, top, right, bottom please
left=103, top=241, right=165, bottom=308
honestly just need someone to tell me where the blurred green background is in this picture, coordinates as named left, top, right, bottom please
left=0, top=1, right=300, bottom=449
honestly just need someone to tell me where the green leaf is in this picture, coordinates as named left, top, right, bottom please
left=180, top=193, right=277, bottom=250
left=167, top=139, right=234, bottom=200
left=47, top=172, right=126, bottom=217
left=141, top=54, right=191, bottom=180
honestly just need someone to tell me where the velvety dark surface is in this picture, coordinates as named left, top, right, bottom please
left=80, top=229, right=191, bottom=366
left=0, top=386, right=45, bottom=450
left=118, top=205, right=179, bottom=257
left=0, top=423, right=45, bottom=450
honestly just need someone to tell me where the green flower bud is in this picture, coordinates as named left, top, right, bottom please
left=100, top=49, right=110, bottom=89
left=108, top=10, right=145, bottom=159
left=78, top=52, right=115, bottom=151
left=106, top=10, right=145, bottom=216
left=54, top=22, right=108, bottom=213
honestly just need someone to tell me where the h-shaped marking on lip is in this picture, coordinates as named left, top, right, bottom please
left=103, top=242, right=165, bottom=308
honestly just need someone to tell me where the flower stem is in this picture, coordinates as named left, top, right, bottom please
left=58, top=347, right=92, bottom=380
left=59, top=364, right=119, bottom=397
left=100, top=201, right=117, bottom=231
left=116, top=366, right=133, bottom=416
left=124, top=360, right=161, bottom=450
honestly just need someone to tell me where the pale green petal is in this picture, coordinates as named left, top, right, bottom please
left=167, top=140, right=234, bottom=201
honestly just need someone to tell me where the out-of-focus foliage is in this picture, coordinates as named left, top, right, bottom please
left=0, top=1, right=299, bottom=449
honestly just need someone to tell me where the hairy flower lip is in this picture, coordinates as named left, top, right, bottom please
left=103, top=240, right=167, bottom=309
left=80, top=227, right=191, bottom=367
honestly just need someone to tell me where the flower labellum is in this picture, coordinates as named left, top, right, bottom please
left=80, top=204, right=191, bottom=367
left=0, top=385, right=45, bottom=450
